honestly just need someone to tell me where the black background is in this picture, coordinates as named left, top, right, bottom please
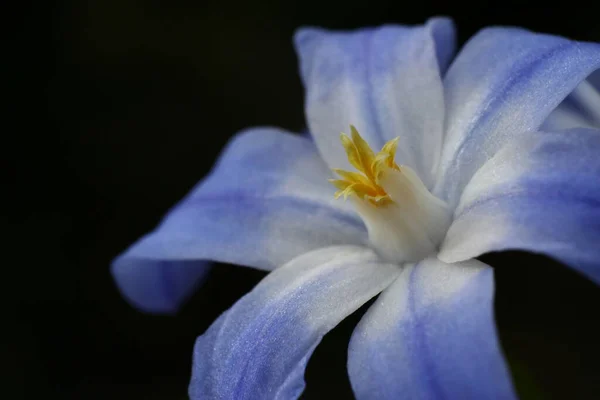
left=7, top=1, right=600, bottom=399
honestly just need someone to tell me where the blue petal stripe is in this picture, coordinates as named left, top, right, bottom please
left=112, top=128, right=367, bottom=313
left=440, top=128, right=600, bottom=285
left=296, top=17, right=455, bottom=187
left=348, top=257, right=516, bottom=400
left=123, top=195, right=366, bottom=270
left=189, top=246, right=400, bottom=400
left=436, top=27, right=600, bottom=206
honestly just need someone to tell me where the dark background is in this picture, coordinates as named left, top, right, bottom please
left=7, top=1, right=600, bottom=399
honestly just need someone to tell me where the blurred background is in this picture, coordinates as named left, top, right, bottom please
left=7, top=1, right=600, bottom=399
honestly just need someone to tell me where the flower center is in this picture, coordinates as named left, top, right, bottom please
left=330, top=126, right=452, bottom=264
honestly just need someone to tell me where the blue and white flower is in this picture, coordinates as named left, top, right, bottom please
left=112, top=17, right=600, bottom=399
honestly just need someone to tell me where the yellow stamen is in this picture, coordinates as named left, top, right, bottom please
left=330, top=125, right=400, bottom=206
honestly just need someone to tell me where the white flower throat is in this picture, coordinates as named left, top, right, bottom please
left=330, top=126, right=452, bottom=264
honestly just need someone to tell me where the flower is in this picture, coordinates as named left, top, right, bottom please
left=111, top=17, right=600, bottom=400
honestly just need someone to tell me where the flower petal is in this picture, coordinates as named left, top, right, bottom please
left=295, top=17, right=455, bottom=188
left=435, top=27, right=600, bottom=206
left=440, top=128, right=600, bottom=285
left=541, top=103, right=597, bottom=131
left=111, top=258, right=211, bottom=314
left=348, top=257, right=516, bottom=400
left=189, top=246, right=400, bottom=400
left=112, top=128, right=367, bottom=313
left=542, top=72, right=600, bottom=131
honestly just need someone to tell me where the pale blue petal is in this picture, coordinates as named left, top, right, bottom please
left=542, top=74, right=600, bottom=131
left=348, top=257, right=516, bottom=400
left=112, top=128, right=367, bottom=313
left=295, top=17, right=455, bottom=188
left=440, top=128, right=600, bottom=285
left=189, top=246, right=400, bottom=400
left=436, top=27, right=600, bottom=206
left=111, top=258, right=211, bottom=314
left=541, top=102, right=597, bottom=131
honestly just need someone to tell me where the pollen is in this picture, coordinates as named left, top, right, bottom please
left=329, top=126, right=400, bottom=207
